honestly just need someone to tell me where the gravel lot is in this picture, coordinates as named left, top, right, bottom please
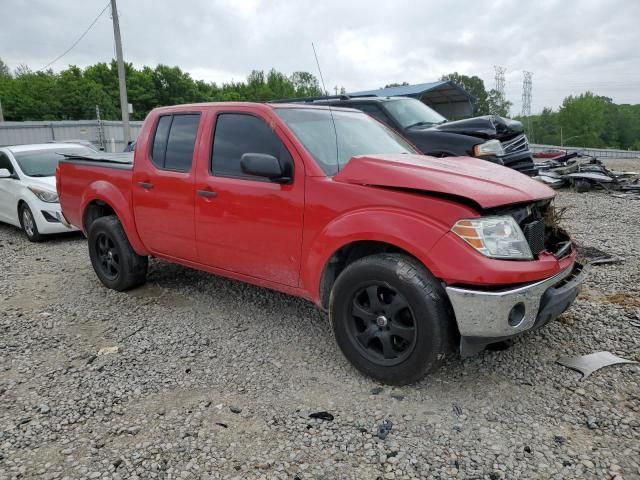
left=1, top=159, right=639, bottom=480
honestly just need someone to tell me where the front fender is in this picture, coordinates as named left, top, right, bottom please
left=301, top=208, right=450, bottom=304
left=80, top=180, right=148, bottom=256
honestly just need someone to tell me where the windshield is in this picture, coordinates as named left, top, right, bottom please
left=385, top=98, right=447, bottom=129
left=13, top=146, right=94, bottom=177
left=276, top=108, right=418, bottom=176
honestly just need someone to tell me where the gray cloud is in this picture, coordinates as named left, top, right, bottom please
left=1, top=0, right=638, bottom=114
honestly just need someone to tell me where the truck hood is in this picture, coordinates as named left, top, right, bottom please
left=333, top=154, right=554, bottom=209
left=421, top=115, right=524, bottom=141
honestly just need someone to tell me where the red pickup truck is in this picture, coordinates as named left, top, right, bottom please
left=57, top=102, right=584, bottom=384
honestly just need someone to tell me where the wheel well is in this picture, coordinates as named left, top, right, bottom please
left=83, top=200, right=116, bottom=232
left=319, top=241, right=421, bottom=310
left=17, top=199, right=27, bottom=217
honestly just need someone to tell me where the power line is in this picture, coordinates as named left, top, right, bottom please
left=38, top=2, right=110, bottom=72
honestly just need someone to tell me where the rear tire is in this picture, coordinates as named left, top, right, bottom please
left=329, top=253, right=455, bottom=385
left=19, top=203, right=43, bottom=242
left=88, top=215, right=148, bottom=291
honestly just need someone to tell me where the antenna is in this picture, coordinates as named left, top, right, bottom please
left=312, top=42, right=329, bottom=96
left=311, top=43, right=340, bottom=170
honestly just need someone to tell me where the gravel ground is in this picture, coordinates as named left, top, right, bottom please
left=1, top=158, right=639, bottom=480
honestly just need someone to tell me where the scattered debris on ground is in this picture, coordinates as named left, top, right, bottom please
left=557, top=352, right=638, bottom=379
left=534, top=152, right=639, bottom=193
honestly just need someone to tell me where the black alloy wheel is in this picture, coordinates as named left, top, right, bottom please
left=348, top=283, right=417, bottom=366
left=94, top=232, right=121, bottom=281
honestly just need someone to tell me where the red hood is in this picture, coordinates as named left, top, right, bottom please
left=332, top=154, right=555, bottom=209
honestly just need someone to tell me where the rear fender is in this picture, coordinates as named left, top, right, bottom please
left=302, top=208, right=449, bottom=304
left=81, top=180, right=148, bottom=256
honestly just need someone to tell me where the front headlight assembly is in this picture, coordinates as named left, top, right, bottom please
left=28, top=186, right=59, bottom=203
left=451, top=216, right=533, bottom=260
left=473, top=139, right=505, bottom=158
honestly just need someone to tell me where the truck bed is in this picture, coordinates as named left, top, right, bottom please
left=57, top=153, right=135, bottom=232
left=60, top=152, right=134, bottom=169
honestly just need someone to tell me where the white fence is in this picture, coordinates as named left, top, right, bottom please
left=530, top=144, right=640, bottom=159
left=0, top=120, right=143, bottom=152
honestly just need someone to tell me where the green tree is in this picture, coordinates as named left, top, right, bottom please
left=384, top=82, right=409, bottom=88
left=486, top=89, right=512, bottom=117
left=0, top=58, right=10, bottom=78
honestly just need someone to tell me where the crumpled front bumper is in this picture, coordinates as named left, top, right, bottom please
left=445, top=262, right=585, bottom=356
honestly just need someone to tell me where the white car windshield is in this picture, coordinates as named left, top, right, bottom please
left=276, top=108, right=418, bottom=176
left=13, top=147, right=94, bottom=177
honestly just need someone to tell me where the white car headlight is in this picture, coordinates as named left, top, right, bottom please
left=28, top=186, right=59, bottom=203
left=473, top=139, right=505, bottom=157
left=451, top=216, right=533, bottom=260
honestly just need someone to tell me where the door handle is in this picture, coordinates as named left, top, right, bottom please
left=197, top=190, right=218, bottom=198
left=138, top=181, right=154, bottom=190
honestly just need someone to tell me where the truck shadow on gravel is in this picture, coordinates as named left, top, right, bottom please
left=125, top=257, right=555, bottom=395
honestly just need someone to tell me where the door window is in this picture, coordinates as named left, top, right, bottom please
left=211, top=113, right=292, bottom=180
left=150, top=114, right=200, bottom=172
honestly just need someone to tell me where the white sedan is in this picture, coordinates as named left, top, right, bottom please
left=0, top=143, right=94, bottom=241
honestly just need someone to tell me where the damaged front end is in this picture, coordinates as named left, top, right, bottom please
left=487, top=199, right=574, bottom=260
left=445, top=199, right=584, bottom=356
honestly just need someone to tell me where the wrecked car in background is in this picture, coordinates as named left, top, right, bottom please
left=271, top=95, right=537, bottom=175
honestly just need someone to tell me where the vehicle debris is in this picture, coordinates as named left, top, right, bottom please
left=576, top=244, right=624, bottom=266
left=309, top=411, right=334, bottom=422
left=534, top=152, right=639, bottom=193
left=377, top=419, right=393, bottom=440
left=556, top=351, right=637, bottom=379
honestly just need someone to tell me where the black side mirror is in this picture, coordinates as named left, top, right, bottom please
left=240, top=153, right=291, bottom=183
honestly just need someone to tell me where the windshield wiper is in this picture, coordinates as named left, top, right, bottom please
left=406, top=121, right=435, bottom=129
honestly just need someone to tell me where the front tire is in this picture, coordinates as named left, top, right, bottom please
left=19, top=203, right=43, bottom=242
left=88, top=215, right=148, bottom=291
left=329, top=254, right=455, bottom=385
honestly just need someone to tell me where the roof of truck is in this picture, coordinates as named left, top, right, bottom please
left=150, top=102, right=362, bottom=114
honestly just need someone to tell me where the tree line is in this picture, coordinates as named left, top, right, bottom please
left=1, top=59, right=638, bottom=150
left=515, top=93, right=640, bottom=150
left=0, top=59, right=323, bottom=121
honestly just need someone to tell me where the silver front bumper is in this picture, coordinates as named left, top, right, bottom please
left=446, top=262, right=583, bottom=338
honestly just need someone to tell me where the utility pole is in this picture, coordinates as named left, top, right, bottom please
left=110, top=0, right=130, bottom=145
left=493, top=65, right=507, bottom=116
left=521, top=71, right=533, bottom=142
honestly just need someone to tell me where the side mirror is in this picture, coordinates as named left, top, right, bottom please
left=0, top=168, right=14, bottom=179
left=240, top=153, right=291, bottom=183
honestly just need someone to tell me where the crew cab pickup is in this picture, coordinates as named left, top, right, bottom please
left=57, top=102, right=584, bottom=384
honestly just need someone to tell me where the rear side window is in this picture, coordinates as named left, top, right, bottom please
left=211, top=113, right=291, bottom=180
left=151, top=114, right=200, bottom=172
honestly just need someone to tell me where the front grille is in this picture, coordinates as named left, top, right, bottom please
left=523, top=219, right=545, bottom=256
left=502, top=133, right=529, bottom=155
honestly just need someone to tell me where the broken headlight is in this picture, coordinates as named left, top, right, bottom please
left=451, top=216, right=533, bottom=260
left=473, top=139, right=505, bottom=158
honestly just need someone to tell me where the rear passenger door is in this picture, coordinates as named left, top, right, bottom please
left=133, top=113, right=202, bottom=261
left=195, top=110, right=305, bottom=287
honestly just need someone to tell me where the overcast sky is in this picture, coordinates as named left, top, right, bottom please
left=1, top=0, right=638, bottom=114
